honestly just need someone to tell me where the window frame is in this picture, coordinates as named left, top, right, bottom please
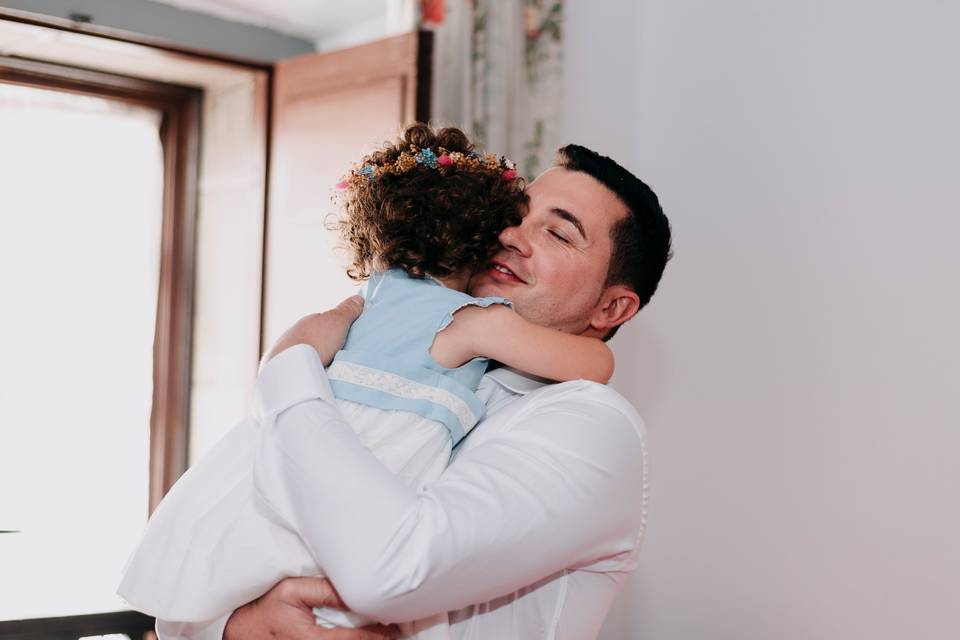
left=0, top=610, right=155, bottom=640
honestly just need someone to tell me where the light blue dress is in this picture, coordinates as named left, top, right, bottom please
left=330, top=268, right=511, bottom=445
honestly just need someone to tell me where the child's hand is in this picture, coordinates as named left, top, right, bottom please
left=265, top=296, right=364, bottom=366
left=224, top=576, right=398, bottom=640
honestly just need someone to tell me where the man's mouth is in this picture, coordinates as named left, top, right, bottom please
left=487, top=261, right=526, bottom=284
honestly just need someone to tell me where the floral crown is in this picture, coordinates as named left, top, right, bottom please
left=335, top=145, right=518, bottom=191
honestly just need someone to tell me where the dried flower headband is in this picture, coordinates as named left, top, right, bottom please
left=335, top=146, right=518, bottom=191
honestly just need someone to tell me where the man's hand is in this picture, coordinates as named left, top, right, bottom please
left=265, top=295, right=364, bottom=366
left=223, top=577, right=398, bottom=640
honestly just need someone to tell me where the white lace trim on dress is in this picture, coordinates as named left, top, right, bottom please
left=328, top=360, right=477, bottom=431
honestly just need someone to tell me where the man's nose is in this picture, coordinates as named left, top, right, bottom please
left=499, top=221, right=532, bottom=256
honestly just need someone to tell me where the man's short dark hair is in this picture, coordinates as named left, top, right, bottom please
left=555, top=144, right=673, bottom=339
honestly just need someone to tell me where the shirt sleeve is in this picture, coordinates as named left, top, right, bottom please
left=253, top=345, right=646, bottom=624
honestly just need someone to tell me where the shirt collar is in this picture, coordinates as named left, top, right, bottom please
left=483, top=366, right=552, bottom=395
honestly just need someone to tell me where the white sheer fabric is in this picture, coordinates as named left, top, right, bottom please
left=0, top=82, right=163, bottom=619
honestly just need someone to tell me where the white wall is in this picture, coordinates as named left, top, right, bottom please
left=563, top=1, right=960, bottom=638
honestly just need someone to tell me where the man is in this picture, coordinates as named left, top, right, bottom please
left=168, top=144, right=671, bottom=640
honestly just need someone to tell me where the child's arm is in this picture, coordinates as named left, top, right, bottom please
left=262, top=295, right=364, bottom=369
left=431, top=304, right=615, bottom=383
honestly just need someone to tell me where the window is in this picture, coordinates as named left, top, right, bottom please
left=0, top=56, right=199, bottom=632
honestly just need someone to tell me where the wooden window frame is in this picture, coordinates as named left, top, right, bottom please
left=0, top=610, right=155, bottom=640
left=0, top=55, right=201, bottom=511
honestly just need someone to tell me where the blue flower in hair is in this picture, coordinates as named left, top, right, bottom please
left=360, top=164, right=376, bottom=177
left=416, top=148, right=439, bottom=169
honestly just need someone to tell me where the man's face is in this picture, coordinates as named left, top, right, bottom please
left=470, top=166, right=628, bottom=334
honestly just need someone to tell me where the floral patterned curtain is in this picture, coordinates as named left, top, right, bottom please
left=426, top=0, right=564, bottom=180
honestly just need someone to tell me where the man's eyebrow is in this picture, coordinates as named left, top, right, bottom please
left=551, top=207, right=587, bottom=240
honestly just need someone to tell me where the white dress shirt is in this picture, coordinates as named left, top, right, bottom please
left=159, top=344, right=648, bottom=640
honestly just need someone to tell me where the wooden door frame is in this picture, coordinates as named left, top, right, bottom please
left=262, top=29, right=433, bottom=355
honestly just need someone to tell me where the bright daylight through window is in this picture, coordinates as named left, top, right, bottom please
left=0, top=82, right=163, bottom=619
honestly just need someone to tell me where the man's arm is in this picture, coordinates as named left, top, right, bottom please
left=223, top=578, right=396, bottom=640
left=253, top=345, right=646, bottom=624
left=157, top=578, right=396, bottom=640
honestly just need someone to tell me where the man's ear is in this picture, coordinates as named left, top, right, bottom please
left=589, top=285, right=641, bottom=335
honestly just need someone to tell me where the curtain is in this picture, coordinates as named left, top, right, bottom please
left=427, top=0, right=564, bottom=180
left=0, top=81, right=162, bottom=618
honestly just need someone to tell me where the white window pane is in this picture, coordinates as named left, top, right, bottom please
left=0, top=82, right=164, bottom=619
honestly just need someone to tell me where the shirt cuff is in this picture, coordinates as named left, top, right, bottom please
left=254, top=344, right=336, bottom=421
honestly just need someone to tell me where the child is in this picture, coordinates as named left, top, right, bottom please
left=118, top=124, right=613, bottom=637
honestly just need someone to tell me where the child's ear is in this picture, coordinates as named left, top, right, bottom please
left=589, top=285, right=641, bottom=335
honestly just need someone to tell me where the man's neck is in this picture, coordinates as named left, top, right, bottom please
left=437, top=270, right=472, bottom=293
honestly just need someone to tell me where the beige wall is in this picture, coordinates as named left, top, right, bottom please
left=562, top=1, right=960, bottom=638
left=1, top=0, right=313, bottom=60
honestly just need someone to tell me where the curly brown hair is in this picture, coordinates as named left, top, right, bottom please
left=338, top=123, right=527, bottom=281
